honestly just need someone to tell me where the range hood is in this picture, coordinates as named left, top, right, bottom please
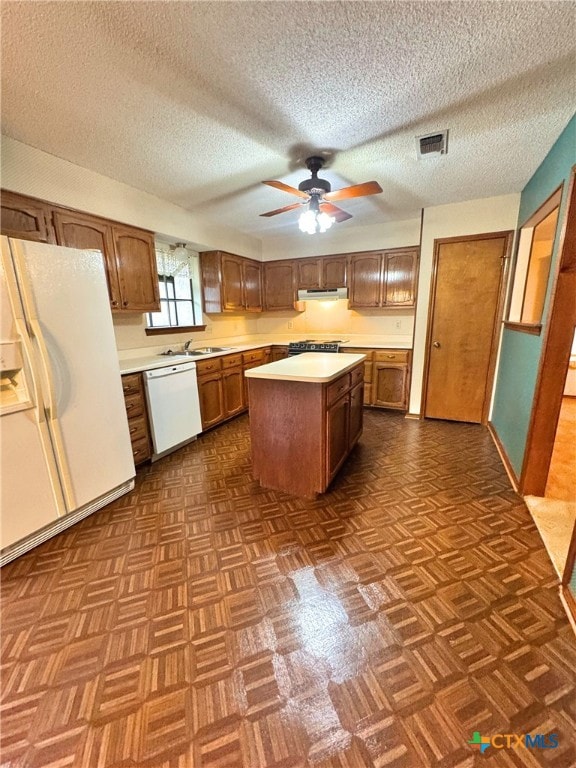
left=297, top=287, right=348, bottom=301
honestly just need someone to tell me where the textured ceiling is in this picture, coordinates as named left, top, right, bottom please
left=1, top=1, right=575, bottom=241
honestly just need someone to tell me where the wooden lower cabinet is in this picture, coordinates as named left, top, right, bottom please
left=198, top=347, right=270, bottom=430
left=198, top=371, right=225, bottom=429
left=271, top=345, right=289, bottom=361
left=222, top=366, right=244, bottom=416
left=121, top=373, right=152, bottom=465
left=326, top=393, right=350, bottom=481
left=340, top=347, right=411, bottom=411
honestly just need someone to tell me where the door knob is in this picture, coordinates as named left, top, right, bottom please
left=433, top=341, right=441, bottom=348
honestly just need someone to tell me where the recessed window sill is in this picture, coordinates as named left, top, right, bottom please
left=145, top=325, right=207, bottom=336
left=503, top=321, right=542, bottom=336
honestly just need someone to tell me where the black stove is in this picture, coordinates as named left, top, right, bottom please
left=287, top=339, right=344, bottom=355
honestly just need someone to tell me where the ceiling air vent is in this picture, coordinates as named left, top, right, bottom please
left=416, top=130, right=449, bottom=158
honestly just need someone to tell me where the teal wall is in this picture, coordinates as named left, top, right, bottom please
left=491, top=114, right=575, bottom=478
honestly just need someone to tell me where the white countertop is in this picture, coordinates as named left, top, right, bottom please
left=118, top=336, right=411, bottom=375
left=244, top=352, right=366, bottom=383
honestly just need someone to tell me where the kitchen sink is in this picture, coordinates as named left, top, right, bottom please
left=158, top=347, right=235, bottom=358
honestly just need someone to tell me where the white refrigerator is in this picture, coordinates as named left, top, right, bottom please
left=0, top=237, right=135, bottom=565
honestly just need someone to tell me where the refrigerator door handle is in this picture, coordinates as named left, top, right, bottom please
left=9, top=241, right=77, bottom=512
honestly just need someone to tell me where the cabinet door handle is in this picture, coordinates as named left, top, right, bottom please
left=123, top=300, right=129, bottom=307
left=130, top=425, right=137, bottom=433
left=433, top=341, right=441, bottom=348
left=111, top=300, right=119, bottom=307
left=126, top=403, right=134, bottom=410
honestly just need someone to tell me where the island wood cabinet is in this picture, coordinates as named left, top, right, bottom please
left=121, top=373, right=152, bottom=465
left=349, top=248, right=418, bottom=308
left=200, top=251, right=262, bottom=313
left=1, top=190, right=160, bottom=313
left=271, top=345, right=289, bottom=361
left=340, top=347, right=411, bottom=410
left=247, top=359, right=364, bottom=498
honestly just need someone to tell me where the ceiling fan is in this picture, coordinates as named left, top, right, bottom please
left=260, top=156, right=383, bottom=232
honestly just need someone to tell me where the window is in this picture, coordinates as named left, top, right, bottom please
left=146, top=244, right=203, bottom=331
left=507, top=187, right=562, bottom=328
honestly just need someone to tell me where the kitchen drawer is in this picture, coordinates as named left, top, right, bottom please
left=373, top=350, right=410, bottom=363
left=327, top=373, right=351, bottom=406
left=196, top=357, right=222, bottom=376
left=242, top=349, right=265, bottom=364
left=121, top=373, right=142, bottom=396
left=341, top=347, right=373, bottom=360
left=351, top=365, right=364, bottom=388
left=130, top=436, right=150, bottom=464
left=124, top=392, right=145, bottom=418
left=221, top=353, right=243, bottom=369
left=126, top=416, right=148, bottom=443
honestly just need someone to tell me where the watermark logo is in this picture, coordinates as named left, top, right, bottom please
left=468, top=731, right=559, bottom=753
left=468, top=732, right=491, bottom=754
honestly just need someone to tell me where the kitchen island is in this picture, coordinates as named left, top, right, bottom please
left=245, top=353, right=365, bottom=498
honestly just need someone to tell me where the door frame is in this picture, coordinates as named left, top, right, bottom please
left=520, top=166, right=576, bottom=495
left=421, top=231, right=513, bottom=424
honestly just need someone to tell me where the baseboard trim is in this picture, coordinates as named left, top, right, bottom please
left=487, top=421, right=519, bottom=492
left=560, top=585, right=576, bottom=637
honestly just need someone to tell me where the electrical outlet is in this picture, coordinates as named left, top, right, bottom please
left=287, top=321, right=294, bottom=329
left=395, top=320, right=402, bottom=330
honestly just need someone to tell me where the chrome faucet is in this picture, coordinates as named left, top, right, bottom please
left=183, top=339, right=193, bottom=350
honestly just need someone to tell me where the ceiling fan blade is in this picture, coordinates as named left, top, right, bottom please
left=260, top=201, right=303, bottom=217
left=320, top=202, right=353, bottom=222
left=324, top=181, right=383, bottom=202
left=262, top=180, right=309, bottom=199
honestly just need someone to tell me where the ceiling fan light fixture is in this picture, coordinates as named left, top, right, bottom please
left=298, top=207, right=335, bottom=235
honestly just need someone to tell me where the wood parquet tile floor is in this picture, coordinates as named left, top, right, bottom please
left=1, top=411, right=575, bottom=768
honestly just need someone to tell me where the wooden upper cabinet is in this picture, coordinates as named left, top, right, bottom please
left=263, top=260, right=296, bottom=310
left=243, top=260, right=262, bottom=312
left=221, top=253, right=244, bottom=311
left=295, top=255, right=347, bottom=290
left=349, top=252, right=383, bottom=307
left=383, top=249, right=419, bottom=306
left=1, top=190, right=55, bottom=243
left=200, top=250, right=262, bottom=313
left=349, top=248, right=419, bottom=308
left=2, top=190, right=160, bottom=314
left=297, top=259, right=321, bottom=289
left=322, top=256, right=347, bottom=288
left=53, top=209, right=121, bottom=309
left=112, top=226, right=160, bottom=312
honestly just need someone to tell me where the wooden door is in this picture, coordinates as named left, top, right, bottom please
left=112, top=225, right=160, bottom=311
left=243, top=260, right=262, bottom=312
left=297, top=259, right=321, bottom=288
left=349, top=382, right=364, bottom=447
left=1, top=191, right=55, bottom=243
left=53, top=210, right=121, bottom=309
left=222, top=367, right=244, bottom=416
left=326, top=394, right=350, bottom=481
left=349, top=253, right=382, bottom=307
left=198, top=373, right=225, bottom=429
left=424, top=233, right=510, bottom=423
left=383, top=249, right=418, bottom=306
left=263, top=261, right=296, bottom=310
left=322, top=256, right=347, bottom=288
left=372, top=363, right=409, bottom=409
left=222, top=253, right=244, bottom=310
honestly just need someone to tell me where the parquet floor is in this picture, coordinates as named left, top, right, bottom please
left=1, top=411, right=575, bottom=767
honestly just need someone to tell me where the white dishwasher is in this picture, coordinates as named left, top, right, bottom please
left=144, top=361, right=202, bottom=461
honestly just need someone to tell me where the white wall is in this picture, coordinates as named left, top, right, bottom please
left=409, top=194, right=521, bottom=415
left=1, top=136, right=262, bottom=259
left=262, top=217, right=421, bottom=260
